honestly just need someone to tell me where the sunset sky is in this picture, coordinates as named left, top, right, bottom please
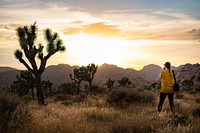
left=0, top=0, right=200, bottom=70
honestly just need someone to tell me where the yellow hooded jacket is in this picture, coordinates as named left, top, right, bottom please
left=160, top=70, right=175, bottom=93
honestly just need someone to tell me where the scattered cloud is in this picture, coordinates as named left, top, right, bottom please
left=187, top=29, right=200, bottom=41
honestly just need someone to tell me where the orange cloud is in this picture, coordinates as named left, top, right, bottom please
left=83, top=22, right=119, bottom=36
left=63, top=22, right=199, bottom=41
left=64, top=27, right=81, bottom=35
left=63, top=22, right=120, bottom=37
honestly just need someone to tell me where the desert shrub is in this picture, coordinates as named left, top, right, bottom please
left=195, top=98, right=200, bottom=103
left=54, top=93, right=87, bottom=103
left=176, top=93, right=184, bottom=99
left=85, top=108, right=116, bottom=123
left=61, top=100, right=73, bottom=106
left=173, top=113, right=188, bottom=126
left=54, top=94, right=70, bottom=102
left=8, top=104, right=31, bottom=132
left=192, top=109, right=200, bottom=118
left=107, top=88, right=155, bottom=108
left=22, top=95, right=33, bottom=103
left=0, top=90, right=22, bottom=132
left=111, top=121, right=154, bottom=133
left=90, top=85, right=107, bottom=94
left=72, top=94, right=86, bottom=103
left=95, top=101, right=107, bottom=109
left=111, top=125, right=129, bottom=133
left=57, top=82, right=77, bottom=95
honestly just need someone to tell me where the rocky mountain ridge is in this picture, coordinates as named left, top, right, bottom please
left=0, top=63, right=199, bottom=91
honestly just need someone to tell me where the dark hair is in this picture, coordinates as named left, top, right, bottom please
left=164, top=62, right=171, bottom=75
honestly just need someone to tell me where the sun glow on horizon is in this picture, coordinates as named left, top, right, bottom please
left=62, top=34, right=130, bottom=67
left=58, top=33, right=200, bottom=70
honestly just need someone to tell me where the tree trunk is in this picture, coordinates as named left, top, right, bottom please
left=31, top=87, right=35, bottom=99
left=89, top=81, right=92, bottom=93
left=77, top=82, right=80, bottom=94
left=35, top=74, right=45, bottom=105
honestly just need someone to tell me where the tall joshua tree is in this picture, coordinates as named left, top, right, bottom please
left=70, top=66, right=85, bottom=94
left=84, top=63, right=98, bottom=92
left=14, top=22, right=65, bottom=105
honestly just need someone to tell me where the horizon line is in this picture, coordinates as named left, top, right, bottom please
left=0, top=62, right=199, bottom=71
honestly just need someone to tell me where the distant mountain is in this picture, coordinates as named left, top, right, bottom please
left=0, top=67, right=19, bottom=88
left=137, top=64, right=162, bottom=81
left=0, top=63, right=162, bottom=88
left=0, top=67, right=18, bottom=73
left=42, top=64, right=78, bottom=86
left=0, top=70, right=20, bottom=88
left=0, top=63, right=199, bottom=91
left=95, top=63, right=137, bottom=84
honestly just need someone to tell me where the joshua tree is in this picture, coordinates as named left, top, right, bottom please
left=14, top=22, right=65, bottom=105
left=11, top=71, right=35, bottom=99
left=84, top=63, right=98, bottom=92
left=42, top=80, right=53, bottom=98
left=106, top=78, right=115, bottom=90
left=70, top=66, right=85, bottom=94
left=118, top=77, right=131, bottom=87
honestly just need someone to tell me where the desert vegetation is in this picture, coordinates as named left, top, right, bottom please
left=0, top=87, right=200, bottom=133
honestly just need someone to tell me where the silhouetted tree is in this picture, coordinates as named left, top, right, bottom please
left=42, top=80, right=53, bottom=98
left=118, top=77, right=131, bottom=87
left=106, top=78, right=115, bottom=90
left=70, top=66, right=85, bottom=94
left=14, top=22, right=65, bottom=105
left=10, top=71, right=35, bottom=99
left=83, top=63, right=98, bottom=92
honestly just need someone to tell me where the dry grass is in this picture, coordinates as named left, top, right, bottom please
left=4, top=91, right=200, bottom=133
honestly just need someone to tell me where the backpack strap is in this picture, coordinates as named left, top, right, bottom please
left=172, top=70, right=177, bottom=83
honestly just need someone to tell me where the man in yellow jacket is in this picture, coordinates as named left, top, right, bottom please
left=158, top=62, right=175, bottom=112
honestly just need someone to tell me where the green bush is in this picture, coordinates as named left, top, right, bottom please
left=107, top=88, right=155, bottom=107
